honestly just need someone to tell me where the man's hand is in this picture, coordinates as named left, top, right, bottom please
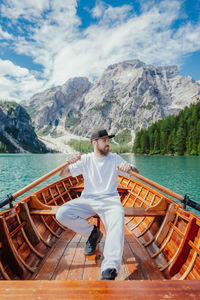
left=59, top=154, right=81, bottom=177
left=67, top=154, right=81, bottom=164
left=117, top=163, right=139, bottom=174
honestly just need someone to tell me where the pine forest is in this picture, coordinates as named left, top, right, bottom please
left=133, top=100, right=200, bottom=156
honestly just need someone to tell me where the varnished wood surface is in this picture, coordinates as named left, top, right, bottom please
left=30, top=206, right=166, bottom=216
left=0, top=280, right=200, bottom=299
left=1, top=174, right=200, bottom=282
left=29, top=224, right=164, bottom=281
left=124, top=207, right=166, bottom=216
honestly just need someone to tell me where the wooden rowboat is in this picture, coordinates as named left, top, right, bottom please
left=0, top=161, right=200, bottom=299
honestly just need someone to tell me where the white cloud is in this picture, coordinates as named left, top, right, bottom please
left=0, top=59, right=28, bottom=77
left=92, top=2, right=133, bottom=26
left=0, top=0, right=200, bottom=101
left=0, top=27, right=13, bottom=40
left=0, top=59, right=45, bottom=101
left=50, top=0, right=200, bottom=84
left=92, top=1, right=106, bottom=19
left=1, top=0, right=50, bottom=21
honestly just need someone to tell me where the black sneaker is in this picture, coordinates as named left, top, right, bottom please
left=84, top=225, right=103, bottom=255
left=101, top=268, right=117, bottom=280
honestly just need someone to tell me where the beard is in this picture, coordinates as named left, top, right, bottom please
left=97, top=144, right=110, bottom=156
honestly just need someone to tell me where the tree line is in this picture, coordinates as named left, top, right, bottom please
left=67, top=139, right=131, bottom=154
left=133, top=100, right=200, bottom=155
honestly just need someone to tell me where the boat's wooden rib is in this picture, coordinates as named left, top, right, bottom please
left=0, top=215, right=26, bottom=279
left=1, top=172, right=200, bottom=291
left=19, top=201, right=43, bottom=246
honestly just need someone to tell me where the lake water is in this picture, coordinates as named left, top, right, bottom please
left=0, top=153, right=200, bottom=214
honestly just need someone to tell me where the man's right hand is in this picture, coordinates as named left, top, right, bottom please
left=59, top=154, right=81, bottom=177
left=67, top=154, right=81, bottom=164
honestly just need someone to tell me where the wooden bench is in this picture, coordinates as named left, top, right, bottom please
left=29, top=195, right=168, bottom=217
left=30, top=206, right=167, bottom=216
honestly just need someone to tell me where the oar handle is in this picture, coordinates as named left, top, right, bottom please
left=129, top=171, right=183, bottom=202
left=13, top=156, right=80, bottom=199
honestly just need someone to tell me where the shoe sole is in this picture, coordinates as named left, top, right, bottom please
left=84, top=231, right=103, bottom=256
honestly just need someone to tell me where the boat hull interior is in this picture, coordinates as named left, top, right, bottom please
left=0, top=174, right=200, bottom=282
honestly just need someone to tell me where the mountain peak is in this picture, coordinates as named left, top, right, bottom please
left=25, top=60, right=200, bottom=138
left=106, top=59, right=146, bottom=71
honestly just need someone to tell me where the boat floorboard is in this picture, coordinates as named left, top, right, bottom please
left=32, top=225, right=164, bottom=281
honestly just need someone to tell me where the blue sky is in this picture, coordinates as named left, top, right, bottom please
left=0, top=0, right=200, bottom=101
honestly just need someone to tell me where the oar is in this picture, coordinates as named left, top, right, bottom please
left=129, top=170, right=200, bottom=211
left=0, top=156, right=80, bottom=208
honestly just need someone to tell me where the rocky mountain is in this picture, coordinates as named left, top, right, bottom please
left=0, top=101, right=48, bottom=153
left=26, top=77, right=91, bottom=129
left=26, top=60, right=200, bottom=139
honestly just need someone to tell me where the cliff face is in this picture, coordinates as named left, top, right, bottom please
left=26, top=77, right=91, bottom=129
left=26, top=60, right=200, bottom=138
left=0, top=101, right=47, bottom=153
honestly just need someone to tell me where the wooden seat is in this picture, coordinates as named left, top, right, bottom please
left=29, top=193, right=168, bottom=217
left=30, top=206, right=59, bottom=215
left=30, top=206, right=167, bottom=217
left=124, top=207, right=166, bottom=216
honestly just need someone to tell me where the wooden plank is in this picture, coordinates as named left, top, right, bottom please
left=30, top=206, right=166, bottom=217
left=0, top=280, right=200, bottom=300
left=124, top=207, right=166, bottom=216
left=122, top=242, right=144, bottom=280
left=124, top=227, right=164, bottom=280
left=83, top=235, right=103, bottom=281
left=115, top=256, right=129, bottom=281
left=30, top=206, right=58, bottom=215
left=52, top=234, right=82, bottom=280
left=33, top=230, right=75, bottom=280
left=67, top=241, right=86, bottom=280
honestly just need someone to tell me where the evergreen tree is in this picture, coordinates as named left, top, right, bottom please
left=160, top=131, right=167, bottom=154
left=175, top=127, right=185, bottom=155
left=153, top=130, right=160, bottom=154
left=198, top=140, right=200, bottom=155
left=140, top=131, right=149, bottom=154
left=166, top=129, right=175, bottom=154
left=133, top=131, right=141, bottom=153
left=191, top=128, right=198, bottom=155
left=133, top=99, right=200, bottom=156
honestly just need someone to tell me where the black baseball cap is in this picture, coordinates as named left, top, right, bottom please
left=90, top=129, right=115, bottom=141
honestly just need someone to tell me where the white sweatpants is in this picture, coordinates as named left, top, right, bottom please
left=56, top=195, right=124, bottom=273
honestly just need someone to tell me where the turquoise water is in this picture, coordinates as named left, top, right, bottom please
left=0, top=153, right=200, bottom=214
left=122, top=154, right=200, bottom=214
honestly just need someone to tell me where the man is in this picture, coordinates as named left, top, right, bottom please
left=56, top=129, right=139, bottom=280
